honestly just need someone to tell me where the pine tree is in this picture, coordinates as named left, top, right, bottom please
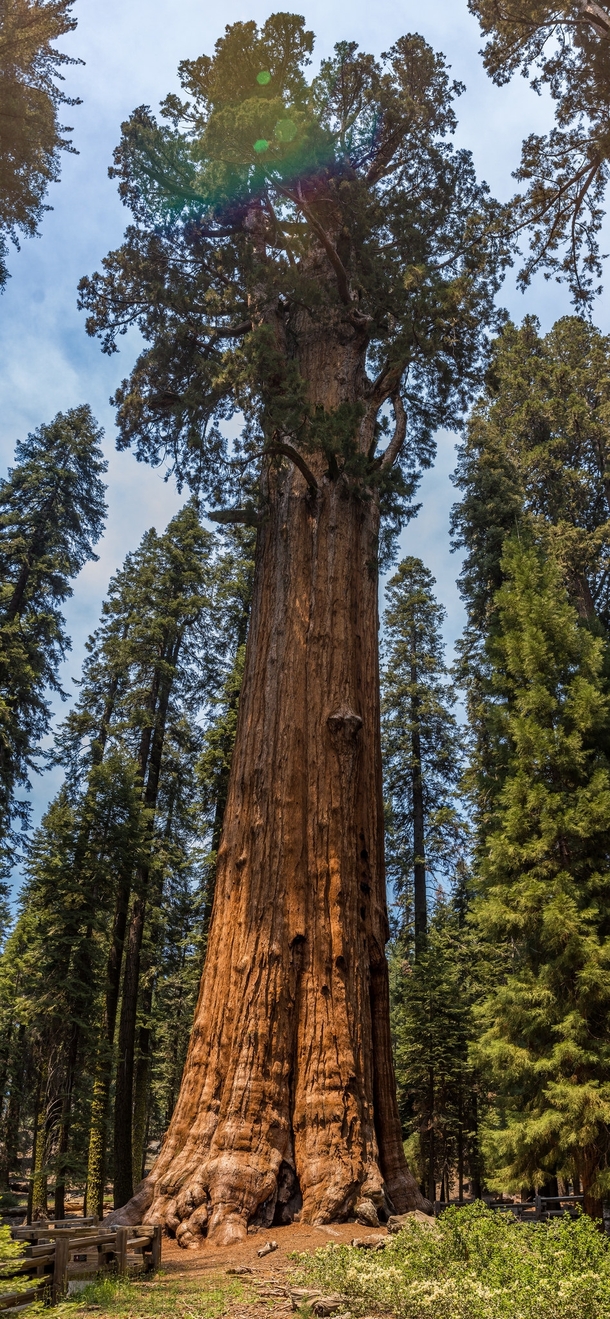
left=390, top=895, right=484, bottom=1206
left=0, top=0, right=80, bottom=289
left=0, top=756, right=143, bottom=1217
left=0, top=504, right=253, bottom=1215
left=470, top=535, right=610, bottom=1220
left=381, top=558, right=478, bottom=1205
left=452, top=315, right=610, bottom=634
left=0, top=406, right=107, bottom=856
left=381, top=557, right=465, bottom=948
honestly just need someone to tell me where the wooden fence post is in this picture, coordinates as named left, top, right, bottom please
left=115, top=1226, right=128, bottom=1277
left=52, top=1236, right=70, bottom=1304
left=151, top=1225, right=161, bottom=1272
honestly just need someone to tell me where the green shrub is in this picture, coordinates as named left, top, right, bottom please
left=0, top=1223, right=30, bottom=1302
left=291, top=1203, right=610, bottom=1319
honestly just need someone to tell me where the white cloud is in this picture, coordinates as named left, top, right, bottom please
left=0, top=0, right=603, bottom=842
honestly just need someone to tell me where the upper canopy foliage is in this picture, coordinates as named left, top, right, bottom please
left=0, top=0, right=80, bottom=290
left=79, top=13, right=511, bottom=534
left=469, top=0, right=610, bottom=305
left=452, top=315, right=610, bottom=633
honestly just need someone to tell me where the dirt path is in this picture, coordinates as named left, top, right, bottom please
left=161, top=1221, right=387, bottom=1275
left=160, top=1222, right=388, bottom=1319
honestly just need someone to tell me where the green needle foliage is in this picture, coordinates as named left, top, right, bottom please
left=0, top=405, right=106, bottom=858
left=452, top=315, right=610, bottom=636
left=0, top=509, right=254, bottom=1212
left=382, top=558, right=479, bottom=1204
left=470, top=535, right=610, bottom=1210
left=0, top=0, right=80, bottom=290
left=391, top=896, right=485, bottom=1205
left=381, top=556, right=466, bottom=943
left=78, top=12, right=510, bottom=530
left=469, top=0, right=610, bottom=306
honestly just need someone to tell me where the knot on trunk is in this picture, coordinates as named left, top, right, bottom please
left=327, top=706, right=363, bottom=738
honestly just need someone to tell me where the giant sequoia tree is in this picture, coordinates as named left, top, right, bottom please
left=80, top=14, right=509, bottom=1244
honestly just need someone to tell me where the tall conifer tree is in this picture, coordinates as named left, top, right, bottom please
left=471, top=536, right=610, bottom=1220
left=381, top=557, right=465, bottom=948
left=0, top=406, right=106, bottom=856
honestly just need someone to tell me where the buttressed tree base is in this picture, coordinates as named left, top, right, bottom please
left=84, top=14, right=509, bottom=1244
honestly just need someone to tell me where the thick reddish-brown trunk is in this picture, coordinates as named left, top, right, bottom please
left=108, top=329, right=426, bottom=1243
left=581, top=1148, right=604, bottom=1224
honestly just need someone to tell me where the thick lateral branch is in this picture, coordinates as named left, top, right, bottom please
left=277, top=184, right=352, bottom=307
left=368, top=362, right=404, bottom=407
left=378, top=393, right=407, bottom=470
left=578, top=1, right=610, bottom=36
left=210, top=320, right=252, bottom=338
left=208, top=507, right=263, bottom=526
left=267, top=442, right=318, bottom=492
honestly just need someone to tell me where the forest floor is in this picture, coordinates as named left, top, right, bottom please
left=47, top=1222, right=388, bottom=1319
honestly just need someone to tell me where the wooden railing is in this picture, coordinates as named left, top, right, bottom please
left=1, top=1217, right=161, bottom=1312
left=433, top=1194, right=584, bottom=1220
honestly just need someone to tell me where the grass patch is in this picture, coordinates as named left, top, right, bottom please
left=27, top=1269, right=252, bottom=1319
left=291, top=1202, right=610, bottom=1319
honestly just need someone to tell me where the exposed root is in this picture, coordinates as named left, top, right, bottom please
left=106, top=1149, right=431, bottom=1247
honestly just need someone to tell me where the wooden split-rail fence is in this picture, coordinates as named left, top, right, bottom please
left=433, top=1194, right=585, bottom=1221
left=1, top=1216, right=161, bottom=1313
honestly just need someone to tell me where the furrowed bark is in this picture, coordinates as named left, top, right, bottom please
left=107, top=321, right=426, bottom=1242
left=410, top=645, right=427, bottom=951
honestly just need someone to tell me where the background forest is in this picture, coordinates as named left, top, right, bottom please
left=2, top=0, right=610, bottom=1232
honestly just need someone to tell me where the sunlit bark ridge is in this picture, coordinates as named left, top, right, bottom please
left=107, top=305, right=428, bottom=1245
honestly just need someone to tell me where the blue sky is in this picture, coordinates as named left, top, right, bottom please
left=0, top=0, right=604, bottom=839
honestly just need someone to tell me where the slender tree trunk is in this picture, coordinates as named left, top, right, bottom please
left=53, top=1025, right=79, bottom=1220
left=132, top=1012, right=152, bottom=1189
left=114, top=893, right=145, bottom=1207
left=30, top=1063, right=49, bottom=1221
left=410, top=697, right=426, bottom=948
left=113, top=657, right=179, bottom=1206
left=86, top=868, right=131, bottom=1217
left=106, top=330, right=427, bottom=1243
left=0, top=1024, right=14, bottom=1189
left=468, top=1093, right=482, bottom=1199
left=457, top=1088, right=464, bottom=1202
left=2, top=1024, right=25, bottom=1192
left=426, top=1067, right=435, bottom=1205
left=409, top=643, right=427, bottom=949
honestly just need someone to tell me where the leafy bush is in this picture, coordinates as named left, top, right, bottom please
left=0, top=1223, right=29, bottom=1301
left=291, top=1203, right=610, bottom=1319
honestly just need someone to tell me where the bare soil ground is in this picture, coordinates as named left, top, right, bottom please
left=162, top=1220, right=387, bottom=1275
left=159, top=1222, right=388, bottom=1319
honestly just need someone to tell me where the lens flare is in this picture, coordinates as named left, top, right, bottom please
left=253, top=139, right=270, bottom=153
left=257, top=71, right=271, bottom=85
left=274, top=119, right=297, bottom=143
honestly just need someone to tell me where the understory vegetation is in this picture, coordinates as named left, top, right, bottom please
left=33, top=1271, right=251, bottom=1319
left=293, top=1206, right=610, bottom=1319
